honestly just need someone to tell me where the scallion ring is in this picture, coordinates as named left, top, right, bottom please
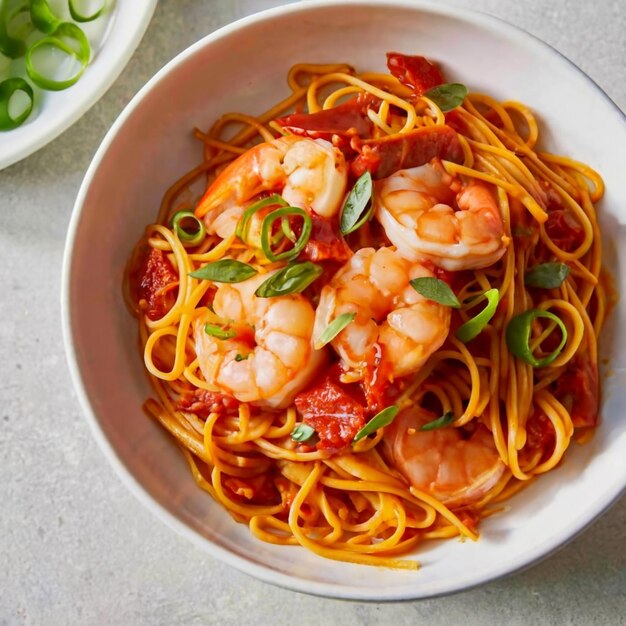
left=171, top=211, right=206, bottom=246
left=29, top=0, right=62, bottom=34
left=69, top=0, right=106, bottom=23
left=0, top=0, right=27, bottom=58
left=25, top=23, right=90, bottom=91
left=235, top=194, right=286, bottom=242
left=0, top=78, right=34, bottom=130
left=455, top=288, right=500, bottom=343
left=506, top=309, right=568, bottom=367
left=260, top=207, right=312, bottom=262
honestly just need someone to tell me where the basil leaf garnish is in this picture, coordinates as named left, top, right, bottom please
left=291, top=423, right=316, bottom=442
left=410, top=277, right=461, bottom=308
left=352, top=405, right=399, bottom=443
left=424, top=83, right=468, bottom=112
left=189, top=259, right=257, bottom=283
left=204, top=324, right=236, bottom=340
left=340, top=171, right=374, bottom=235
left=419, top=411, right=455, bottom=431
left=525, top=262, right=570, bottom=289
left=315, top=312, right=356, bottom=349
left=255, top=261, right=323, bottom=298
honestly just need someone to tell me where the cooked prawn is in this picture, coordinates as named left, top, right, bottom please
left=194, top=270, right=325, bottom=408
left=374, top=160, right=507, bottom=271
left=313, top=247, right=451, bottom=380
left=383, top=407, right=506, bottom=507
left=195, top=135, right=347, bottom=240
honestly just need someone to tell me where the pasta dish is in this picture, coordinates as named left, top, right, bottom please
left=125, top=53, right=607, bottom=569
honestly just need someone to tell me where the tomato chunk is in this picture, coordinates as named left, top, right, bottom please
left=386, top=52, right=445, bottom=95
left=544, top=189, right=585, bottom=252
left=301, top=215, right=352, bottom=263
left=177, top=389, right=239, bottom=418
left=295, top=377, right=366, bottom=451
left=554, top=355, right=599, bottom=428
left=137, top=248, right=178, bottom=321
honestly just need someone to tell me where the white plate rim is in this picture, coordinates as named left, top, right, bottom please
left=61, top=0, right=626, bottom=601
left=0, top=0, right=158, bottom=171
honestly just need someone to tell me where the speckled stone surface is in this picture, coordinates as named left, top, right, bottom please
left=1, top=1, right=624, bottom=624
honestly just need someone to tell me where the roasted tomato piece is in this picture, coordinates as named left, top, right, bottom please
left=544, top=188, right=585, bottom=252
left=554, top=355, right=599, bottom=428
left=386, top=52, right=445, bottom=95
left=295, top=377, right=366, bottom=451
left=350, top=125, right=464, bottom=179
left=137, top=248, right=178, bottom=321
left=301, top=215, right=352, bottom=263
left=176, top=389, right=239, bottom=418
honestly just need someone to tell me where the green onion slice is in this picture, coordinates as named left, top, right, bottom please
left=260, top=206, right=312, bottom=262
left=255, top=261, right=323, bottom=298
left=0, top=77, right=34, bottom=130
left=25, top=22, right=90, bottom=91
left=291, top=423, right=315, bottom=443
left=410, top=277, right=461, bottom=308
left=171, top=211, right=206, bottom=246
left=315, top=312, right=356, bottom=349
left=423, top=83, right=468, bottom=112
left=0, top=0, right=27, bottom=58
left=506, top=309, right=568, bottom=368
left=456, top=288, right=500, bottom=343
left=419, top=411, right=454, bottom=431
left=340, top=171, right=374, bottom=235
left=189, top=259, right=257, bottom=283
left=204, top=323, right=236, bottom=340
left=525, top=262, right=570, bottom=289
left=69, top=0, right=106, bottom=22
left=353, top=405, right=399, bottom=443
left=29, top=0, right=62, bottom=34
left=235, top=194, right=286, bottom=242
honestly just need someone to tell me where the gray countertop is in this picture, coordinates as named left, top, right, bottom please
left=1, top=0, right=624, bottom=624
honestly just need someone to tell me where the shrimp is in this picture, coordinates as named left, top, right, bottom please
left=383, top=407, right=506, bottom=507
left=374, top=160, right=507, bottom=271
left=195, top=135, right=348, bottom=240
left=313, top=247, right=451, bottom=381
left=194, top=270, right=326, bottom=408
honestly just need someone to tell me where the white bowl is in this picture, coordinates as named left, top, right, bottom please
left=0, top=0, right=157, bottom=170
left=62, top=0, right=626, bottom=600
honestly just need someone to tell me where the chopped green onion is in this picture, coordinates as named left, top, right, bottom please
left=456, top=288, right=500, bottom=343
left=340, top=171, right=374, bottom=234
left=525, top=262, right=570, bottom=289
left=291, top=423, right=315, bottom=442
left=353, top=405, right=399, bottom=443
left=410, top=277, right=461, bottom=308
left=0, top=0, right=26, bottom=58
left=255, top=261, right=323, bottom=298
left=419, top=411, right=454, bottom=431
left=506, top=309, right=568, bottom=367
left=423, top=83, right=468, bottom=112
left=69, top=0, right=105, bottom=22
left=0, top=78, right=34, bottom=130
left=260, top=207, right=312, bottom=262
left=171, top=211, right=206, bottom=246
left=25, top=22, right=90, bottom=91
left=315, top=312, right=356, bottom=349
left=204, top=324, right=236, bottom=340
left=29, top=0, right=61, bottom=35
left=190, top=259, right=257, bottom=283
left=234, top=353, right=248, bottom=362
left=235, top=194, right=286, bottom=242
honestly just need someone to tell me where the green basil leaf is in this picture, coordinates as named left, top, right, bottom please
left=419, top=411, right=455, bottom=431
left=410, top=277, right=461, bottom=308
left=424, top=83, right=468, bottom=112
left=189, top=259, right=257, bottom=283
left=525, top=262, right=570, bottom=289
left=291, top=423, right=316, bottom=442
left=352, top=405, right=399, bottom=443
left=255, top=261, right=323, bottom=298
left=315, top=312, right=356, bottom=349
left=340, top=171, right=373, bottom=234
left=204, top=324, right=236, bottom=340
left=234, top=353, right=249, bottom=362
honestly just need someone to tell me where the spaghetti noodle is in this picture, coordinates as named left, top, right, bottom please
left=125, top=53, right=608, bottom=569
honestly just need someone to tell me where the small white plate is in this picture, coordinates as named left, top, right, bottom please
left=0, top=0, right=157, bottom=170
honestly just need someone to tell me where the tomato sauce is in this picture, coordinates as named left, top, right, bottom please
left=136, top=248, right=178, bottom=321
